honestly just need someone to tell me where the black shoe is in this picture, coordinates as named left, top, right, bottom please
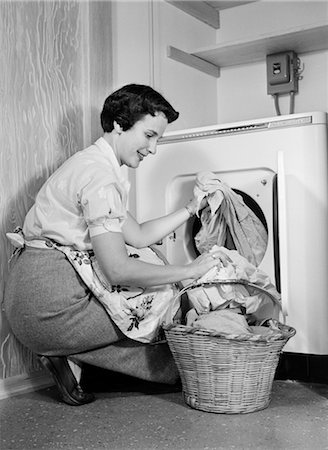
left=39, top=355, right=96, bottom=406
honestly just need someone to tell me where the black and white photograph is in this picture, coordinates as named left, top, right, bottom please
left=0, top=1, right=327, bottom=449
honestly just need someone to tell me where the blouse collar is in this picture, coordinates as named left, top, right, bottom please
left=94, top=137, right=130, bottom=191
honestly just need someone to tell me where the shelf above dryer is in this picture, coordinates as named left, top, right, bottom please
left=167, top=21, right=328, bottom=78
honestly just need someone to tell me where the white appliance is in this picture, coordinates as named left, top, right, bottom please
left=134, top=111, right=328, bottom=355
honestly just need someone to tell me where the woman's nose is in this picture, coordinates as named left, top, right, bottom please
left=148, top=141, right=157, bottom=154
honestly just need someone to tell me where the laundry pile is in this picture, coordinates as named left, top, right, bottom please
left=187, top=308, right=283, bottom=339
left=184, top=245, right=282, bottom=336
left=183, top=171, right=282, bottom=337
left=188, top=245, right=280, bottom=314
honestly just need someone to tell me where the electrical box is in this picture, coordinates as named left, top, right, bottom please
left=266, top=51, right=299, bottom=95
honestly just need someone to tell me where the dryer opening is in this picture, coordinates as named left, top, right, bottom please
left=189, top=189, right=268, bottom=262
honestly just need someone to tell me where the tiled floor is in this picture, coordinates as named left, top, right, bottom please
left=1, top=375, right=327, bottom=450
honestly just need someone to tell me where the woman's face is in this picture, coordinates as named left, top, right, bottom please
left=116, top=112, right=168, bottom=168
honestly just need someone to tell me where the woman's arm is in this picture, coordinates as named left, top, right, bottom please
left=122, top=198, right=201, bottom=248
left=91, top=230, right=227, bottom=287
left=122, top=208, right=189, bottom=248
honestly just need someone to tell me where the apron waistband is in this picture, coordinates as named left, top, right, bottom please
left=25, top=238, right=57, bottom=249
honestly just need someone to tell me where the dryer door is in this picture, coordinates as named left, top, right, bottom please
left=164, top=168, right=276, bottom=282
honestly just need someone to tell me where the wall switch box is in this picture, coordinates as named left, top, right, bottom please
left=266, top=51, right=299, bottom=95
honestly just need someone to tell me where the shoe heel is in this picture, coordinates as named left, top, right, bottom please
left=39, top=355, right=93, bottom=406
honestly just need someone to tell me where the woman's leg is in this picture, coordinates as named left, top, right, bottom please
left=4, top=247, right=123, bottom=356
left=72, top=339, right=180, bottom=385
left=4, top=247, right=179, bottom=385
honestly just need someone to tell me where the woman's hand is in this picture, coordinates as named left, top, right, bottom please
left=187, top=250, right=231, bottom=281
left=185, top=196, right=208, bottom=217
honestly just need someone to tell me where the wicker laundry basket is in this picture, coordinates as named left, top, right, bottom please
left=163, top=281, right=296, bottom=414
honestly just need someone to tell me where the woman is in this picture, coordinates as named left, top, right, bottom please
left=4, top=84, right=229, bottom=406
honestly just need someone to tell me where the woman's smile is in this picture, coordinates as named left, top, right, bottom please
left=137, top=150, right=146, bottom=161
left=116, top=112, right=168, bottom=168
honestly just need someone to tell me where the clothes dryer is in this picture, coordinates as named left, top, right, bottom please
left=134, top=112, right=328, bottom=356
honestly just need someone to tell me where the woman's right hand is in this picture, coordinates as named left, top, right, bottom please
left=186, top=249, right=231, bottom=281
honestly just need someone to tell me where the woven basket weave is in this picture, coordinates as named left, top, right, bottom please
left=163, top=281, right=296, bottom=414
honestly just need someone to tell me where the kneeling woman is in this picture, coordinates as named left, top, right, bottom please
left=4, top=84, right=228, bottom=405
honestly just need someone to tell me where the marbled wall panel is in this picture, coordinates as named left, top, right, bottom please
left=0, top=1, right=88, bottom=378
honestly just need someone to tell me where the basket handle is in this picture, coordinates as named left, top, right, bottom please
left=173, top=278, right=282, bottom=311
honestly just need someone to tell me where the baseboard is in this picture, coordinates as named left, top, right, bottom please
left=276, top=352, right=328, bottom=384
left=0, top=371, right=54, bottom=400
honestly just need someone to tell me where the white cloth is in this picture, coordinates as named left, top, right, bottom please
left=193, top=171, right=268, bottom=267
left=186, top=246, right=281, bottom=316
left=190, top=309, right=252, bottom=334
left=23, top=137, right=130, bottom=250
left=186, top=308, right=284, bottom=339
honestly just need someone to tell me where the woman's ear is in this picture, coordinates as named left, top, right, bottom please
left=113, top=121, right=123, bottom=134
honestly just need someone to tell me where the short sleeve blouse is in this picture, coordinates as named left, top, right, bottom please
left=23, top=138, right=130, bottom=250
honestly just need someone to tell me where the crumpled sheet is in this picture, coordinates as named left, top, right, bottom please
left=190, top=308, right=252, bottom=334
left=193, top=171, right=268, bottom=267
left=186, top=245, right=281, bottom=317
left=186, top=308, right=284, bottom=339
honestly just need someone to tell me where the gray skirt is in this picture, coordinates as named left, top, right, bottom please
left=4, top=247, right=179, bottom=384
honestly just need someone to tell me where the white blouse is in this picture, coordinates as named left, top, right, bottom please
left=23, top=137, right=130, bottom=250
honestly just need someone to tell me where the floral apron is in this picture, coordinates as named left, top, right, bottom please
left=7, top=229, right=180, bottom=344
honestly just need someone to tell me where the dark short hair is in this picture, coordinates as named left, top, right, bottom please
left=100, top=84, right=179, bottom=132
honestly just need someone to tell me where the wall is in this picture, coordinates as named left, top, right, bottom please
left=112, top=0, right=328, bottom=127
left=0, top=0, right=112, bottom=382
left=111, top=0, right=218, bottom=131
left=152, top=1, right=218, bottom=131
left=215, top=1, right=328, bottom=123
